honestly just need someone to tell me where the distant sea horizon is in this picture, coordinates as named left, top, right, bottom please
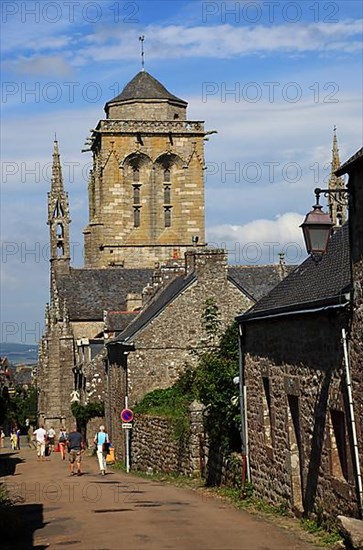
left=0, top=342, right=38, bottom=365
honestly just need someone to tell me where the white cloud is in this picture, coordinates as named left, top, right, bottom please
left=8, top=55, right=74, bottom=77
left=78, top=21, right=363, bottom=62
left=207, top=212, right=306, bottom=265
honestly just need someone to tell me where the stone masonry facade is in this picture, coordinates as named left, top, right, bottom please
left=113, top=250, right=253, bottom=408
left=243, top=311, right=358, bottom=518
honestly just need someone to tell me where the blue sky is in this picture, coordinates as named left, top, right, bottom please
left=1, top=0, right=362, bottom=343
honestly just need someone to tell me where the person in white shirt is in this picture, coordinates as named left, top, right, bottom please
left=33, top=425, right=47, bottom=461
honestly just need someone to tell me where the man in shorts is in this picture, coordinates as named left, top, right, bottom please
left=67, top=425, right=84, bottom=476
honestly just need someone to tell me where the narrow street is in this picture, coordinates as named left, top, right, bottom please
left=1, top=445, right=319, bottom=550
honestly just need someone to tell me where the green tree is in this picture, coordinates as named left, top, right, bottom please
left=71, top=401, right=105, bottom=444
left=194, top=322, right=240, bottom=449
left=4, top=386, right=38, bottom=430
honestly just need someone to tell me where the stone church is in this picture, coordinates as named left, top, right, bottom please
left=37, top=70, right=289, bottom=431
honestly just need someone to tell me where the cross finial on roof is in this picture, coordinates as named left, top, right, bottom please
left=139, top=35, right=145, bottom=71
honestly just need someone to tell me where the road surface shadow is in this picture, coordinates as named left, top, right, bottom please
left=0, top=452, right=25, bottom=477
left=1, top=502, right=47, bottom=549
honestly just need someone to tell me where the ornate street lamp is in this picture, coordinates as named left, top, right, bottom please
left=300, top=187, right=349, bottom=260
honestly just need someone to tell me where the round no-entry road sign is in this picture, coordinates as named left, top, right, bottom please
left=121, top=408, right=134, bottom=422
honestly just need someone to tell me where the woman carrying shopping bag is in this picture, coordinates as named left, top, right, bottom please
left=93, top=425, right=109, bottom=476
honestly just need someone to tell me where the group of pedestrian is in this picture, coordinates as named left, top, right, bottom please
left=30, top=423, right=111, bottom=477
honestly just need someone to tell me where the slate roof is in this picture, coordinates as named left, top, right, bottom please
left=105, top=311, right=139, bottom=332
left=228, top=265, right=295, bottom=302
left=57, top=268, right=153, bottom=321
left=106, top=71, right=187, bottom=107
left=335, top=147, right=363, bottom=176
left=109, top=272, right=197, bottom=344
left=238, top=224, right=351, bottom=322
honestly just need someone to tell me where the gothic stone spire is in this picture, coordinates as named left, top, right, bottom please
left=47, top=139, right=71, bottom=275
left=328, top=127, right=347, bottom=228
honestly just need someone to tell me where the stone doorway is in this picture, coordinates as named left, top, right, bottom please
left=287, top=395, right=304, bottom=513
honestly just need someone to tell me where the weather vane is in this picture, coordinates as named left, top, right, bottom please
left=139, top=35, right=145, bottom=71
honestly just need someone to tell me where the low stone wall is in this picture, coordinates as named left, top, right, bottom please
left=130, top=402, right=245, bottom=487
left=131, top=401, right=207, bottom=476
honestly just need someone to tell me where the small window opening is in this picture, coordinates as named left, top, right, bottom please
left=134, top=207, right=141, bottom=228
left=163, top=168, right=171, bottom=182
left=164, top=185, right=171, bottom=204
left=164, top=207, right=171, bottom=228
left=133, top=167, right=140, bottom=182
left=133, top=185, right=141, bottom=204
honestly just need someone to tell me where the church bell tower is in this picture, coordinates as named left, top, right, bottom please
left=83, top=70, right=207, bottom=268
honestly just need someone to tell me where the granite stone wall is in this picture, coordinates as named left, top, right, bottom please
left=130, top=402, right=206, bottom=476
left=243, top=311, right=360, bottom=519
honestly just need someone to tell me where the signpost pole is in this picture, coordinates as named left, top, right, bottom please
left=124, top=396, right=130, bottom=473
left=125, top=428, right=130, bottom=473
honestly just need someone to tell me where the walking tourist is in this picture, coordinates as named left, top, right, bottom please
left=10, top=429, right=17, bottom=450
left=94, top=425, right=109, bottom=476
left=0, top=428, right=5, bottom=448
left=58, top=427, right=67, bottom=460
left=33, top=424, right=47, bottom=461
left=16, top=426, right=21, bottom=450
left=67, top=425, right=84, bottom=476
left=47, top=426, right=56, bottom=451
left=27, top=425, right=36, bottom=449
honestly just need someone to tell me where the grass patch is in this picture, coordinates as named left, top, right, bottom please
left=301, top=518, right=342, bottom=545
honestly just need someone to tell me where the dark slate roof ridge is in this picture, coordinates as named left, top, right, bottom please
left=237, top=224, right=351, bottom=321
left=227, top=274, right=256, bottom=303
left=238, top=295, right=350, bottom=323
left=335, top=147, right=363, bottom=175
left=57, top=267, right=153, bottom=321
left=106, top=71, right=187, bottom=106
left=110, top=272, right=197, bottom=343
left=227, top=264, right=297, bottom=302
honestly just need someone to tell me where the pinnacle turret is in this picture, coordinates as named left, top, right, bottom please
left=328, top=127, right=347, bottom=228
left=47, top=139, right=71, bottom=275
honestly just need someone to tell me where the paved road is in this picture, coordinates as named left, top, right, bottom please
left=1, top=446, right=319, bottom=550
